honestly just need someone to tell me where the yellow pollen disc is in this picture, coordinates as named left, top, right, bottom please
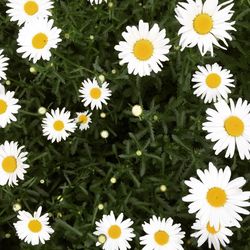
left=90, top=87, right=102, bottom=99
left=32, top=33, right=48, bottom=49
left=205, top=73, right=221, bottom=88
left=0, top=99, right=7, bottom=114
left=79, top=114, right=88, bottom=124
left=24, top=1, right=39, bottom=16
left=53, top=120, right=64, bottom=131
left=154, top=230, right=169, bottom=246
left=28, top=219, right=42, bottom=233
left=206, top=187, right=227, bottom=207
left=224, top=116, right=244, bottom=137
left=193, top=14, right=213, bottom=35
left=206, top=223, right=220, bottom=234
left=2, top=156, right=17, bottom=173
left=108, top=225, right=121, bottom=239
left=133, top=39, right=154, bottom=61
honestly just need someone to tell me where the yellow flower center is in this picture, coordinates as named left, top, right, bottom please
left=0, top=99, right=7, bottom=114
left=2, top=156, right=17, bottom=173
left=90, top=87, right=101, bottom=99
left=154, top=230, right=169, bottom=246
left=78, top=114, right=88, bottom=124
left=24, top=1, right=39, bottom=16
left=206, top=187, right=227, bottom=207
left=224, top=116, right=244, bottom=137
left=193, top=13, right=213, bottom=35
left=28, top=219, right=42, bottom=233
left=53, top=120, right=64, bottom=131
left=206, top=223, right=220, bottom=234
left=205, top=73, right=221, bottom=88
left=32, top=33, right=48, bottom=49
left=108, top=225, right=121, bottom=239
left=133, top=39, right=154, bottom=61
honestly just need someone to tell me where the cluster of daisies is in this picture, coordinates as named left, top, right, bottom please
left=1, top=0, right=249, bottom=248
left=0, top=73, right=112, bottom=142
left=93, top=163, right=250, bottom=250
left=12, top=207, right=186, bottom=248
left=4, top=164, right=250, bottom=248
left=3, top=0, right=236, bottom=75
left=6, top=0, right=61, bottom=63
left=42, top=78, right=112, bottom=143
left=5, top=0, right=106, bottom=63
left=0, top=142, right=54, bottom=244
left=0, top=80, right=112, bottom=177
left=115, top=0, right=250, bottom=161
left=183, top=162, right=250, bottom=250
left=115, top=0, right=235, bottom=76
left=94, top=212, right=185, bottom=250
left=191, top=62, right=250, bottom=160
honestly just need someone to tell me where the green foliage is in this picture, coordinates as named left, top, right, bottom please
left=0, top=0, right=250, bottom=249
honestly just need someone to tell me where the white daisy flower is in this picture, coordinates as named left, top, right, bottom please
left=0, top=49, right=9, bottom=80
left=114, top=20, right=172, bottom=77
left=191, top=219, right=233, bottom=250
left=140, top=215, right=185, bottom=250
left=79, top=78, right=111, bottom=110
left=75, top=111, right=92, bottom=131
left=0, top=84, right=21, bottom=128
left=202, top=98, right=250, bottom=159
left=17, top=17, right=61, bottom=63
left=183, top=162, right=250, bottom=230
left=192, top=63, right=235, bottom=103
left=88, top=0, right=107, bottom=4
left=0, top=141, right=29, bottom=186
left=94, top=211, right=135, bottom=250
left=42, top=107, right=77, bottom=143
left=14, top=206, right=54, bottom=245
left=6, top=0, right=54, bottom=26
left=175, top=0, right=236, bottom=56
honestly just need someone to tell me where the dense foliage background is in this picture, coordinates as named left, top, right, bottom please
left=0, top=0, right=250, bottom=249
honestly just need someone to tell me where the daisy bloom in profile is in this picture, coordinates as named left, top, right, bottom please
left=42, top=108, right=77, bottom=143
left=192, top=63, right=235, bottom=103
left=0, top=141, right=29, bottom=186
left=79, top=78, right=111, bottom=110
left=6, top=0, right=54, bottom=26
left=0, top=49, right=9, bottom=80
left=14, top=206, right=54, bottom=245
left=140, top=216, right=185, bottom=250
left=203, top=98, right=250, bottom=159
left=94, top=211, right=135, bottom=250
left=191, top=219, right=233, bottom=250
left=175, top=0, right=236, bottom=56
left=75, top=111, right=92, bottom=130
left=88, top=0, right=107, bottom=4
left=0, top=84, right=21, bottom=128
left=183, top=162, right=250, bottom=230
left=114, top=20, right=172, bottom=77
left=17, top=17, right=61, bottom=63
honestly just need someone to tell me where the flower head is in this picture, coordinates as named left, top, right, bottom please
left=42, top=108, right=76, bottom=143
left=203, top=98, right=250, bottom=159
left=14, top=206, right=54, bottom=245
left=115, top=20, right=171, bottom=77
left=17, top=17, right=61, bottom=63
left=183, top=162, right=250, bottom=229
left=175, top=0, right=236, bottom=56
left=94, top=211, right=135, bottom=250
